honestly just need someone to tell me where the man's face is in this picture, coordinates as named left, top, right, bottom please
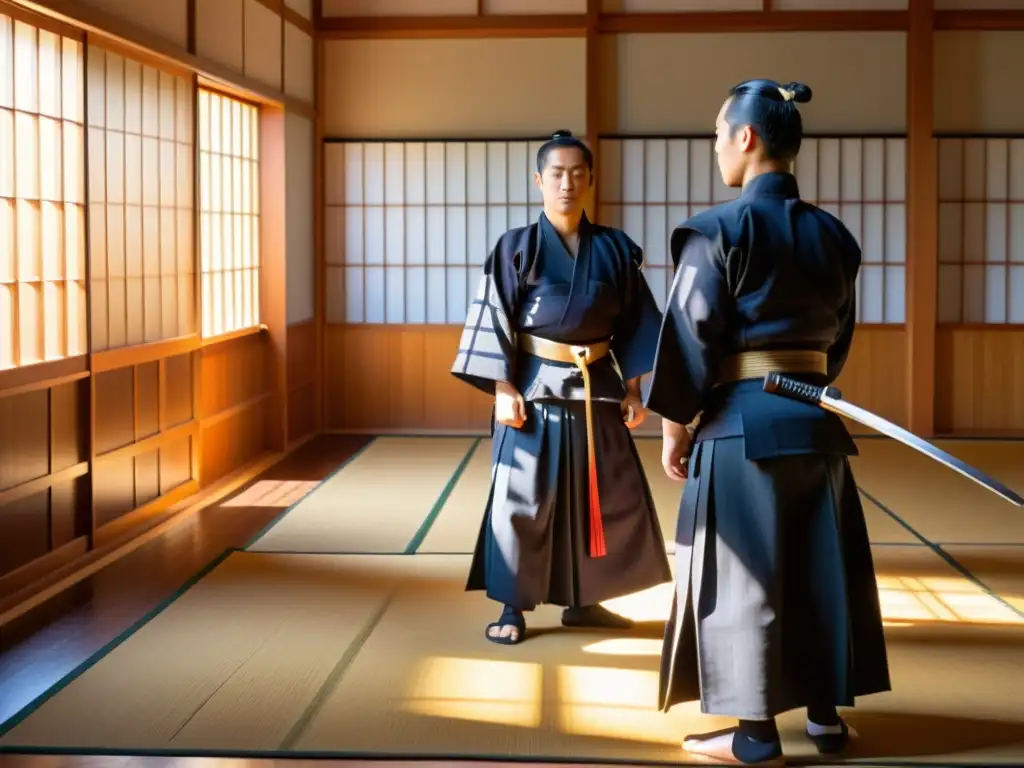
left=714, top=98, right=753, bottom=188
left=535, top=147, right=591, bottom=214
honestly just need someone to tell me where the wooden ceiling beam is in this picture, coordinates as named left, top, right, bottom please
left=315, top=9, right=1024, bottom=38
left=598, top=10, right=908, bottom=33
left=934, top=10, right=1024, bottom=30
left=316, top=13, right=587, bottom=39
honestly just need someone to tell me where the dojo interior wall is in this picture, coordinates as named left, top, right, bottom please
left=933, top=29, right=1024, bottom=434
left=0, top=0, right=316, bottom=609
left=320, top=1, right=1024, bottom=438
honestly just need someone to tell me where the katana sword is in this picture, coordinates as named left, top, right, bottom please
left=763, top=372, right=1024, bottom=508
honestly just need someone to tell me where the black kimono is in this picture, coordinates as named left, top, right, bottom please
left=645, top=172, right=891, bottom=720
left=451, top=212, right=671, bottom=610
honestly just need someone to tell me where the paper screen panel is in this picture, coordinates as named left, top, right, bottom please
left=937, top=137, right=1024, bottom=325
left=0, top=13, right=86, bottom=370
left=198, top=88, right=260, bottom=339
left=86, top=46, right=194, bottom=352
left=598, top=136, right=907, bottom=325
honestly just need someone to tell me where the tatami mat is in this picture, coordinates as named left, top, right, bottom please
left=7, top=434, right=1020, bottom=763
left=416, top=440, right=493, bottom=554
left=242, top=435, right=1024, bottom=558
left=247, top=436, right=478, bottom=554
left=851, top=438, right=1024, bottom=544
left=418, top=437, right=921, bottom=554
left=2, top=549, right=1022, bottom=764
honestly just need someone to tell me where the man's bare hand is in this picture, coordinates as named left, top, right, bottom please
left=621, top=392, right=646, bottom=429
left=661, top=419, right=693, bottom=481
left=495, top=381, right=527, bottom=429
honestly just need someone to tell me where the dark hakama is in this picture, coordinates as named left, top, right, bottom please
left=657, top=436, right=891, bottom=719
left=452, top=212, right=671, bottom=610
left=645, top=172, right=891, bottom=720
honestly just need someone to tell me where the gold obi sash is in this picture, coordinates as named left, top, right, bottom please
left=518, top=334, right=611, bottom=558
left=717, top=349, right=828, bottom=384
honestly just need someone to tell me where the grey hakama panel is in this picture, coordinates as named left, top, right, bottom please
left=466, top=400, right=672, bottom=610
left=658, top=437, right=891, bottom=720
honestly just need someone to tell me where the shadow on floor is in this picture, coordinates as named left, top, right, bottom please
left=835, top=711, right=1024, bottom=761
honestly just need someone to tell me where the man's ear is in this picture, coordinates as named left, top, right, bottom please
left=739, top=125, right=757, bottom=154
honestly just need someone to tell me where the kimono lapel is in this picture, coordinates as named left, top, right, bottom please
left=539, top=211, right=593, bottom=327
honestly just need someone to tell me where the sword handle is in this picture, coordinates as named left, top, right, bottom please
left=763, top=372, right=841, bottom=404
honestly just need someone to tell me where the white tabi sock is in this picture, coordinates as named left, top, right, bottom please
left=806, top=718, right=844, bottom=736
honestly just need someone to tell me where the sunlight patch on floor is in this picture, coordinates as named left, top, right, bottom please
left=221, top=480, right=320, bottom=508
left=601, top=576, right=1022, bottom=628
left=601, top=582, right=674, bottom=622
left=402, top=654, right=684, bottom=746
left=582, top=638, right=663, bottom=657
left=556, top=665, right=682, bottom=745
left=877, top=576, right=1022, bottom=625
left=403, top=656, right=543, bottom=728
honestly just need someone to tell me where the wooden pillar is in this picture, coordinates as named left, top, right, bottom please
left=585, top=0, right=601, bottom=222
left=906, top=0, right=937, bottom=436
left=259, top=108, right=290, bottom=452
left=313, top=0, right=326, bottom=434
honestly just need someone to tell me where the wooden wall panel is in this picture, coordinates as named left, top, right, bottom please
left=196, top=0, right=245, bottom=73
left=608, top=32, right=906, bottom=135
left=0, top=490, right=51, bottom=577
left=244, top=0, right=283, bottom=91
left=91, top=355, right=197, bottom=540
left=284, top=22, right=314, bottom=103
left=287, top=319, right=316, bottom=443
left=73, top=0, right=189, bottom=48
left=285, top=112, right=315, bottom=324
left=325, top=324, right=491, bottom=433
left=935, top=328, right=1024, bottom=434
left=323, top=325, right=905, bottom=436
left=322, top=38, right=586, bottom=138
left=197, top=332, right=274, bottom=484
left=284, top=0, right=314, bottom=19
left=833, top=327, right=909, bottom=430
left=0, top=378, right=88, bottom=583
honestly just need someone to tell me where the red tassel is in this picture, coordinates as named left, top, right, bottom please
left=588, top=458, right=607, bottom=558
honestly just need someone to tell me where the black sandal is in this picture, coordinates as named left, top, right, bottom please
left=485, top=605, right=526, bottom=645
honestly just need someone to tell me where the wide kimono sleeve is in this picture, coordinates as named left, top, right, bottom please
left=827, top=284, right=856, bottom=382
left=450, top=238, right=521, bottom=395
left=643, top=229, right=731, bottom=426
left=609, top=240, right=665, bottom=382
left=826, top=234, right=862, bottom=382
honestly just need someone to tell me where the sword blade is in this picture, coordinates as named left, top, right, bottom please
left=763, top=373, right=1024, bottom=508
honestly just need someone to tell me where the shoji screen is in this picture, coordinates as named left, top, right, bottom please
left=324, top=139, right=546, bottom=325
left=198, top=88, right=261, bottom=339
left=937, top=137, right=1024, bottom=324
left=325, top=135, right=907, bottom=327
left=85, top=47, right=194, bottom=352
left=0, top=13, right=86, bottom=369
left=598, top=135, right=908, bottom=324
